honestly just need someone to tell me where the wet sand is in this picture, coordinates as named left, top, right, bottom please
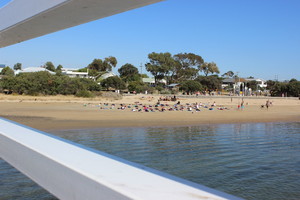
left=0, top=94, right=299, bottom=131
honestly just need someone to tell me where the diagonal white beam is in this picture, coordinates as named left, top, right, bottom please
left=0, top=0, right=163, bottom=48
left=0, top=118, right=242, bottom=200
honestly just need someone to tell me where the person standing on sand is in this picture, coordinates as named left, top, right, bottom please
left=266, top=100, right=270, bottom=110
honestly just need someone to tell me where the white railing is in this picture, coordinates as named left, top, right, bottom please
left=0, top=0, right=164, bottom=48
left=0, top=117, right=242, bottom=200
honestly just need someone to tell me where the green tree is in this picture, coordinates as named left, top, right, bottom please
left=246, top=80, right=258, bottom=91
left=145, top=52, right=175, bottom=85
left=45, top=61, right=56, bottom=72
left=0, top=76, right=17, bottom=92
left=222, top=71, right=234, bottom=78
left=104, top=56, right=117, bottom=71
left=267, top=79, right=300, bottom=97
left=13, top=63, right=22, bottom=71
left=180, top=80, right=202, bottom=94
left=195, top=75, right=222, bottom=91
left=173, top=53, right=203, bottom=82
left=199, top=62, right=220, bottom=76
left=140, top=74, right=149, bottom=78
left=118, top=63, right=140, bottom=83
left=56, top=64, right=63, bottom=71
left=0, top=66, right=14, bottom=76
left=88, top=59, right=103, bottom=72
left=77, top=67, right=88, bottom=72
left=266, top=80, right=276, bottom=90
left=88, top=56, right=118, bottom=74
left=269, top=82, right=287, bottom=96
left=78, top=77, right=101, bottom=91
left=101, top=76, right=126, bottom=90
left=56, top=64, right=63, bottom=75
left=287, top=79, right=300, bottom=97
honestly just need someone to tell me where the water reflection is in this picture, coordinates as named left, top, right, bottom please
left=1, top=122, right=300, bottom=200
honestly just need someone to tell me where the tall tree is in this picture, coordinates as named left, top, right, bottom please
left=268, top=79, right=300, bottom=97
left=104, top=56, right=117, bottom=71
left=195, top=75, right=222, bottom=91
left=145, top=52, right=175, bottom=85
left=56, top=64, right=63, bottom=75
left=56, top=64, right=63, bottom=71
left=88, top=59, right=103, bottom=71
left=13, top=63, right=22, bottom=71
left=101, top=76, right=126, bottom=90
left=45, top=61, right=56, bottom=72
left=199, top=62, right=220, bottom=76
left=88, top=56, right=118, bottom=73
left=173, top=53, right=203, bottom=82
left=118, top=63, right=140, bottom=83
left=222, top=70, right=234, bottom=78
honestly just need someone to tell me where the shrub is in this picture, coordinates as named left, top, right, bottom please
left=160, top=89, right=172, bottom=94
left=75, top=90, right=95, bottom=98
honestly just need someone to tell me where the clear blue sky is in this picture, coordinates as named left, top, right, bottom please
left=1, top=0, right=299, bottom=81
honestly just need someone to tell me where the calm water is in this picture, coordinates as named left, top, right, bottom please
left=1, top=122, right=300, bottom=200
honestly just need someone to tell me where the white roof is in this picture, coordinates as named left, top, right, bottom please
left=100, top=72, right=116, bottom=79
left=16, top=67, right=55, bottom=75
left=245, top=78, right=266, bottom=82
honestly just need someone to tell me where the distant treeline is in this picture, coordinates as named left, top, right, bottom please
left=267, top=79, right=300, bottom=97
left=0, top=71, right=101, bottom=97
left=0, top=52, right=299, bottom=97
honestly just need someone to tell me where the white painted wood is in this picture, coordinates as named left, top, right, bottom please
left=0, top=118, right=242, bottom=200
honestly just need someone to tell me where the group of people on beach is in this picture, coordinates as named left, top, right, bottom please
left=84, top=100, right=229, bottom=113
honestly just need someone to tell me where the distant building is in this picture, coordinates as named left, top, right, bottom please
left=95, top=71, right=117, bottom=82
left=222, top=78, right=246, bottom=90
left=245, top=78, right=267, bottom=89
left=142, top=78, right=167, bottom=86
left=61, top=68, right=89, bottom=78
left=15, top=67, right=55, bottom=75
left=222, top=77, right=267, bottom=95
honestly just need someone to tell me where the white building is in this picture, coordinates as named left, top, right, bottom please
left=142, top=78, right=167, bottom=86
left=245, top=78, right=267, bottom=89
left=61, top=68, right=89, bottom=78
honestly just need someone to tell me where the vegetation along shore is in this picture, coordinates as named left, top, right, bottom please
left=0, top=52, right=299, bottom=131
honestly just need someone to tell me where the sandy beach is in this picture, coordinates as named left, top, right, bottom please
left=0, top=94, right=299, bottom=131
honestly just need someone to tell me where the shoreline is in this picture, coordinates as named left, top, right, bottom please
left=0, top=94, right=299, bottom=131
left=2, top=113, right=299, bottom=132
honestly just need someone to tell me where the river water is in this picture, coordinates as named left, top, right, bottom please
left=1, top=122, right=300, bottom=199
